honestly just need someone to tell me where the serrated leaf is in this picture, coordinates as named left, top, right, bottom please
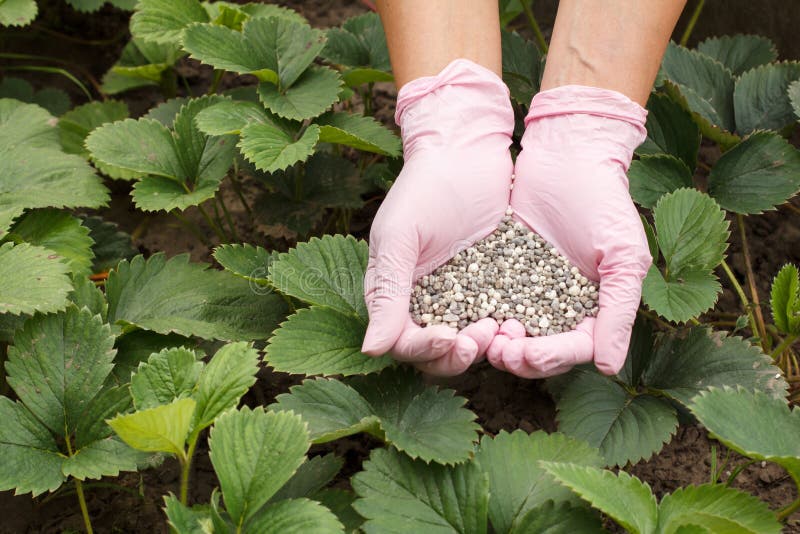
left=213, top=243, right=276, bottom=284
left=0, top=397, right=64, bottom=496
left=245, top=497, right=344, bottom=533
left=184, top=16, right=326, bottom=88
left=62, top=436, right=144, bottom=480
left=80, top=215, right=137, bottom=273
left=112, top=331, right=194, bottom=385
left=641, top=217, right=659, bottom=267
left=501, top=29, right=542, bottom=106
left=106, top=253, right=288, bottom=341
left=238, top=122, right=319, bottom=173
left=59, top=100, right=129, bottom=157
left=642, top=327, right=787, bottom=405
left=642, top=266, right=721, bottom=323
left=475, top=430, right=605, bottom=533
left=734, top=62, right=800, bottom=134
left=6, top=306, right=116, bottom=436
left=0, top=98, right=59, bottom=151
left=0, top=145, right=109, bottom=235
left=707, top=131, right=800, bottom=214
left=636, top=93, right=700, bottom=169
left=349, top=367, right=480, bottom=464
left=770, top=264, right=800, bottom=334
left=697, top=34, right=778, bottom=76
left=0, top=78, right=69, bottom=116
left=271, top=453, right=343, bottom=502
left=257, top=67, right=342, bottom=120
left=314, top=489, right=362, bottom=534
left=322, top=12, right=391, bottom=87
left=0, top=242, right=73, bottom=315
left=660, top=42, right=736, bottom=135
left=74, top=385, right=131, bottom=446
left=69, top=273, right=108, bottom=320
left=209, top=407, right=310, bottom=525
left=352, top=447, right=488, bottom=534
left=143, top=97, right=190, bottom=127
left=555, top=370, right=677, bottom=467
left=130, top=347, right=203, bottom=410
left=509, top=501, right=603, bottom=534
left=130, top=0, right=209, bottom=46
left=628, top=155, right=693, bottom=208
left=690, top=387, right=800, bottom=489
left=618, top=316, right=657, bottom=388
left=10, top=209, right=95, bottom=276
left=658, top=482, right=782, bottom=534
left=269, top=377, right=379, bottom=443
left=790, top=79, right=800, bottom=119
left=194, top=99, right=276, bottom=135
left=316, top=111, right=401, bottom=156
left=238, top=3, right=306, bottom=23
left=191, top=341, right=259, bottom=431
left=266, top=306, right=392, bottom=376
left=0, top=0, right=37, bottom=26
left=108, top=397, right=196, bottom=456
left=270, top=234, right=368, bottom=318
left=541, top=462, right=658, bottom=534
left=103, top=38, right=183, bottom=96
left=164, top=494, right=211, bottom=534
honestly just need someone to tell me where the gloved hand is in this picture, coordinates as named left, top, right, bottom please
left=487, top=85, right=651, bottom=378
left=361, top=59, right=515, bottom=376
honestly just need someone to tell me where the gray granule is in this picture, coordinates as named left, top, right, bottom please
left=410, top=211, right=599, bottom=335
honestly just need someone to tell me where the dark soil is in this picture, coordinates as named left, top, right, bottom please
left=3, top=1, right=800, bottom=533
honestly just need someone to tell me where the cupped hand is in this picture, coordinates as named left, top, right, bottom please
left=487, top=85, right=652, bottom=378
left=361, top=59, right=515, bottom=376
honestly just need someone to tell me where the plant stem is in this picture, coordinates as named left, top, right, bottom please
left=160, top=68, right=178, bottom=99
left=771, top=334, right=798, bottom=361
left=208, top=69, right=224, bottom=95
left=180, top=433, right=200, bottom=505
left=679, top=0, right=705, bottom=46
left=197, top=204, right=228, bottom=243
left=229, top=172, right=253, bottom=216
left=217, top=194, right=240, bottom=242
left=74, top=480, right=94, bottom=534
left=719, top=259, right=760, bottom=342
left=521, top=1, right=548, bottom=53
left=637, top=308, right=675, bottom=330
left=171, top=211, right=211, bottom=246
left=737, top=214, right=769, bottom=349
left=777, top=496, right=800, bottom=521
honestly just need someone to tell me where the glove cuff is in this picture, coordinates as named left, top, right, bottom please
left=525, top=84, right=648, bottom=126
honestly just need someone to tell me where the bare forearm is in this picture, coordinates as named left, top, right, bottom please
left=376, top=0, right=502, bottom=88
left=541, top=0, right=687, bottom=105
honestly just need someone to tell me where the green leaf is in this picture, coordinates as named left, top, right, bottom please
left=270, top=234, right=368, bottom=318
left=658, top=482, right=782, bottom=534
left=62, top=436, right=144, bottom=480
left=237, top=3, right=306, bottom=24
left=245, top=498, right=344, bottom=534
left=690, top=387, right=800, bottom=489
left=642, top=327, right=787, bottom=406
left=0, top=78, right=69, bottom=116
left=106, top=253, right=288, bottom=341
left=642, top=266, right=721, bottom=323
left=790, top=79, right=800, bottom=119
left=322, top=12, right=391, bottom=87
left=628, top=155, right=693, bottom=209
left=475, top=430, right=605, bottom=533
left=660, top=42, right=736, bottom=136
left=0, top=145, right=109, bottom=235
left=770, top=264, right=800, bottom=334
left=707, top=131, right=800, bottom=214
left=130, top=0, right=209, bottom=46
left=130, top=347, right=202, bottom=410
left=501, top=29, right=542, bottom=106
left=697, top=34, right=778, bottom=76
left=0, top=0, right=37, bottom=26
left=636, top=93, right=700, bottom=169
left=349, top=367, right=480, bottom=465
left=734, top=61, right=800, bottom=134
left=10, top=209, right=95, bottom=276
left=314, top=489, right=362, bottom=533
left=269, top=377, right=380, bottom=443
left=555, top=370, right=678, bottom=467
left=112, top=331, right=194, bottom=385
left=257, top=67, right=342, bottom=121
left=103, top=38, right=183, bottom=96
left=194, top=99, right=276, bottom=135
left=238, top=122, right=319, bottom=173
left=73, top=385, right=131, bottom=447
left=69, top=273, right=108, bottom=320
left=209, top=407, right=310, bottom=525
left=191, top=341, right=260, bottom=431
left=0, top=98, right=59, bottom=151
left=6, top=306, right=116, bottom=436
left=352, top=447, right=489, bottom=534
left=271, top=453, right=343, bottom=502
left=108, top=397, right=196, bottom=456
left=87, top=96, right=236, bottom=213
left=164, top=494, right=211, bottom=534
left=80, top=215, right=137, bottom=273
left=213, top=243, right=276, bottom=284
left=59, top=100, right=129, bottom=157
left=509, top=501, right=603, bottom=534
left=641, top=216, right=659, bottom=265
left=0, top=242, right=72, bottom=315
left=0, top=397, right=64, bottom=496
left=316, top=112, right=401, bottom=157
left=266, top=306, right=392, bottom=376
left=183, top=16, right=326, bottom=87
left=541, top=462, right=658, bottom=534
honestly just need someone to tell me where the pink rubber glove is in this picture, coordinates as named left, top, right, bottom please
left=487, top=85, right=651, bottom=378
left=361, top=59, right=514, bottom=376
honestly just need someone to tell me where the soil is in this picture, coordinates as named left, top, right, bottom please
left=2, top=1, right=800, bottom=533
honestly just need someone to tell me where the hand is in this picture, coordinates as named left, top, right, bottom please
left=487, top=85, right=652, bottom=378
left=361, top=59, right=514, bottom=376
